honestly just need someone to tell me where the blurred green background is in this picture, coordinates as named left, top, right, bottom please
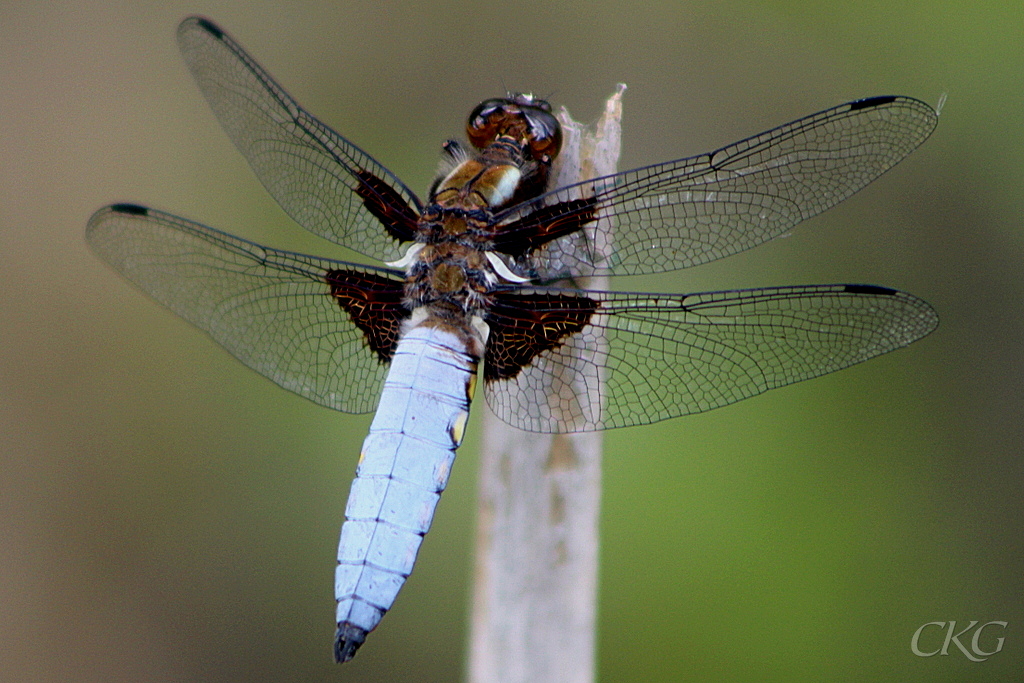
left=2, top=1, right=1022, bottom=681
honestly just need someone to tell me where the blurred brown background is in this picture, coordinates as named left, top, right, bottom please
left=2, top=1, right=1021, bottom=681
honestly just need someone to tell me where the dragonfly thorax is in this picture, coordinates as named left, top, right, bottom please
left=432, top=157, right=523, bottom=210
left=405, top=242, right=495, bottom=312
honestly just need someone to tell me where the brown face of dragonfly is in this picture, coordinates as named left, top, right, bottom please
left=466, top=96, right=563, bottom=165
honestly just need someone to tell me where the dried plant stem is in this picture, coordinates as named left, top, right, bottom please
left=468, top=87, right=625, bottom=683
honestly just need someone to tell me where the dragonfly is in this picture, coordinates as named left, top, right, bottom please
left=87, top=16, right=939, bottom=663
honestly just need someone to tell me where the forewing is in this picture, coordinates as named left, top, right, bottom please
left=494, top=96, right=938, bottom=280
left=86, top=204, right=409, bottom=413
left=484, top=284, right=938, bottom=432
left=176, top=17, right=421, bottom=262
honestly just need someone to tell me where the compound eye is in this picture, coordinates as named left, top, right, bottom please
left=466, top=98, right=515, bottom=149
left=522, top=107, right=562, bottom=163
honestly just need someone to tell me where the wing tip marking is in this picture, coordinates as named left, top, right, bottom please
left=848, top=95, right=898, bottom=111
left=189, top=16, right=224, bottom=39
left=843, top=283, right=897, bottom=296
left=108, top=203, right=149, bottom=216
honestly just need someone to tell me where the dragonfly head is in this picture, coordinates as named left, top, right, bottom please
left=466, top=95, right=562, bottom=165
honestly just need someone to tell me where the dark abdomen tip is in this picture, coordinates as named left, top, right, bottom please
left=334, top=623, right=367, bottom=663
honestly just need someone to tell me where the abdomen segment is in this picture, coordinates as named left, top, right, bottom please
left=334, top=323, right=478, bottom=661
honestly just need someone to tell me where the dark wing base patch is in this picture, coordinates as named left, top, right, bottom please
left=484, top=291, right=598, bottom=380
left=327, top=270, right=408, bottom=363
left=354, top=170, right=420, bottom=244
left=492, top=197, right=598, bottom=258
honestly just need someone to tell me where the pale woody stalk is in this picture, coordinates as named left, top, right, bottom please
left=469, top=86, right=625, bottom=683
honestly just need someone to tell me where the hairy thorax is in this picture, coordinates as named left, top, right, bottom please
left=404, top=145, right=531, bottom=316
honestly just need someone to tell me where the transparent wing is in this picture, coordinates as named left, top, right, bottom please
left=484, top=284, right=938, bottom=432
left=494, top=96, right=938, bottom=279
left=87, top=204, right=408, bottom=413
left=176, top=17, right=421, bottom=263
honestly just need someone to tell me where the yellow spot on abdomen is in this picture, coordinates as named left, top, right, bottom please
left=450, top=411, right=469, bottom=446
